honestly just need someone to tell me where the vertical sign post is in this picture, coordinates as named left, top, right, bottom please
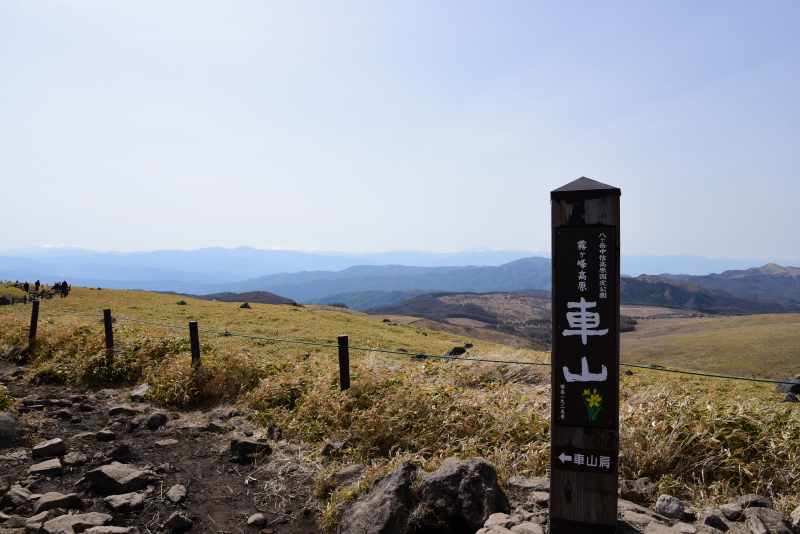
left=103, top=309, right=114, bottom=350
left=550, top=177, right=621, bottom=533
left=338, top=335, right=350, bottom=391
left=189, top=321, right=201, bottom=366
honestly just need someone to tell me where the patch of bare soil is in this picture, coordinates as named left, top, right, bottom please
left=0, top=361, right=322, bottom=534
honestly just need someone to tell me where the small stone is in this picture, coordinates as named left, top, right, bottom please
left=510, top=523, right=544, bottom=534
left=672, top=523, right=697, bottom=534
left=164, top=511, right=192, bottom=529
left=4, top=515, right=27, bottom=528
left=485, top=513, right=517, bottom=529
left=322, top=439, right=352, bottom=457
left=654, top=495, right=684, bottom=520
left=247, top=513, right=267, bottom=527
left=527, top=491, right=549, bottom=506
left=33, top=492, right=82, bottom=513
left=107, top=404, right=141, bottom=417
left=719, top=503, right=742, bottom=521
left=104, top=492, right=144, bottom=513
left=147, top=412, right=167, bottom=430
left=130, top=384, right=149, bottom=402
left=32, top=438, right=67, bottom=458
left=701, top=509, right=729, bottom=532
left=333, top=464, right=366, bottom=484
left=156, top=439, right=179, bottom=447
left=620, top=369, right=634, bottom=375
left=644, top=524, right=679, bottom=534
left=791, top=505, right=800, bottom=527
left=54, top=409, right=72, bottom=420
left=208, top=408, right=232, bottom=421
left=28, top=458, right=63, bottom=476
left=63, top=452, right=88, bottom=466
left=71, top=415, right=82, bottom=424
left=166, top=484, right=186, bottom=504
left=619, top=478, right=657, bottom=503
left=96, top=429, right=117, bottom=442
left=204, top=420, right=225, bottom=433
left=230, top=439, right=271, bottom=461
left=734, top=494, right=773, bottom=509
left=267, top=422, right=282, bottom=441
left=107, top=444, right=132, bottom=463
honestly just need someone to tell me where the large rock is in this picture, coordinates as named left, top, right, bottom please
left=84, top=462, right=149, bottom=493
left=32, top=438, right=66, bottom=458
left=423, top=457, right=499, bottom=532
left=620, top=478, right=657, bottom=503
left=40, top=512, right=112, bottom=534
left=654, top=495, right=684, bottom=520
left=0, top=412, right=21, bottom=447
left=506, top=476, right=549, bottom=501
left=147, top=412, right=167, bottom=430
left=27, top=510, right=58, bottom=532
left=33, top=492, right=82, bottom=513
left=104, top=492, right=144, bottom=512
left=336, top=460, right=418, bottom=534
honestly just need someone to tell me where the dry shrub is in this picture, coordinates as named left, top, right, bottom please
left=244, top=354, right=551, bottom=479
left=0, top=385, right=17, bottom=412
left=620, top=383, right=800, bottom=508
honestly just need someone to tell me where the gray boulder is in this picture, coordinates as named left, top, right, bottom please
left=700, top=509, right=729, bottom=532
left=775, top=378, right=800, bottom=394
left=40, top=512, right=112, bottom=534
left=654, top=495, right=684, bottom=520
left=336, top=460, right=418, bottom=534
left=33, top=492, right=82, bottom=513
left=0, top=485, right=34, bottom=508
left=164, top=511, right=192, bottom=529
left=104, top=492, right=144, bottom=512
left=743, top=507, right=793, bottom=534
left=32, top=438, right=66, bottom=458
left=0, top=412, right=21, bottom=447
left=166, top=484, right=186, bottom=504
left=620, top=478, right=657, bottom=503
left=28, top=458, right=63, bottom=476
left=84, top=462, right=149, bottom=493
left=423, top=457, right=499, bottom=532
left=147, top=412, right=167, bottom=430
left=130, top=384, right=149, bottom=402
left=735, top=494, right=773, bottom=509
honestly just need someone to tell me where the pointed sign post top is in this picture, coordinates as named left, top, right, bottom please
left=551, top=177, right=621, bottom=201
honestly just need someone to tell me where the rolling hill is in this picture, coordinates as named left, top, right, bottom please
left=663, top=263, right=800, bottom=303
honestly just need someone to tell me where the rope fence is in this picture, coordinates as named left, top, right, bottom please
left=3, top=301, right=799, bottom=388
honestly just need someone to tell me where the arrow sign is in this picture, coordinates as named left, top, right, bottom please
left=559, top=453, right=572, bottom=463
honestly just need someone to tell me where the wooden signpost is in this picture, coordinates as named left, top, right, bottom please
left=550, top=177, right=621, bottom=533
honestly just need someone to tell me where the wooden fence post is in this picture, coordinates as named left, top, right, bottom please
left=550, top=177, right=621, bottom=533
left=338, top=335, right=350, bottom=391
left=189, top=321, right=201, bottom=365
left=103, top=309, right=114, bottom=350
left=29, top=300, right=39, bottom=349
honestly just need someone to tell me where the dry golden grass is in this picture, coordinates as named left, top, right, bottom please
left=1, top=287, right=800, bottom=522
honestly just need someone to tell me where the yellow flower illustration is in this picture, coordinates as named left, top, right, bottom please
left=587, top=393, right=602, bottom=407
left=583, top=389, right=590, bottom=396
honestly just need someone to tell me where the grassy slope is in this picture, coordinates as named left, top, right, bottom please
left=2, top=288, right=800, bottom=521
left=621, top=314, right=800, bottom=379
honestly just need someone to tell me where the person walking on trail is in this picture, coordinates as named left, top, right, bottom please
left=61, top=280, right=69, bottom=298
left=24, top=282, right=29, bottom=293
left=35, top=280, right=40, bottom=291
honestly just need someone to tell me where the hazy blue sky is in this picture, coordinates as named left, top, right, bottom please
left=2, top=2, right=798, bottom=260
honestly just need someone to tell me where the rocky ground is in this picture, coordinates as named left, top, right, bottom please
left=0, top=361, right=321, bottom=534
left=2, top=359, right=800, bottom=534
